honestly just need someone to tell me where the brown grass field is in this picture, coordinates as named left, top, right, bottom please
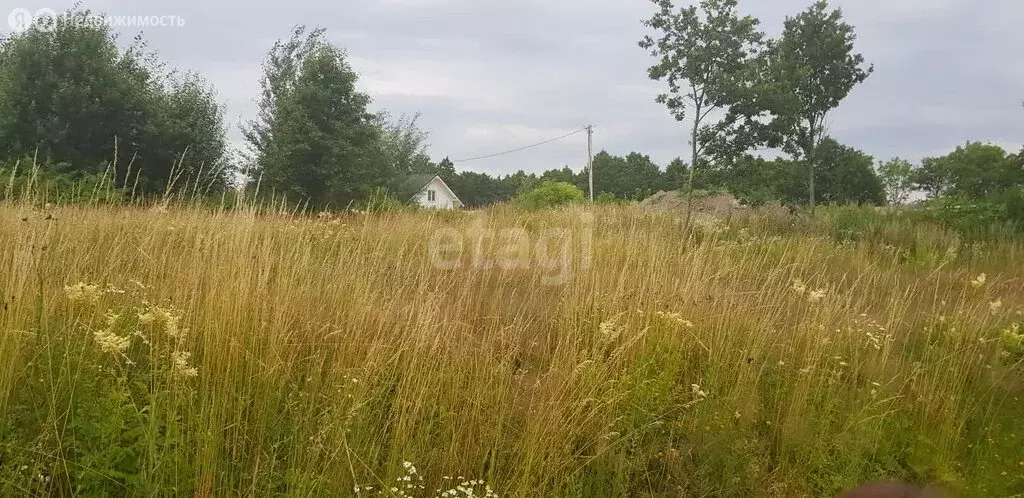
left=1, top=196, right=1022, bottom=496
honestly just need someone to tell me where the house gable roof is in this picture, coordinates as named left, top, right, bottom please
left=431, top=176, right=465, bottom=207
left=395, top=174, right=465, bottom=207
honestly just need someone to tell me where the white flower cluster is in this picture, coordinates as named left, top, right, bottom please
left=93, top=327, right=131, bottom=355
left=990, top=299, right=1003, bottom=315
left=437, top=476, right=498, bottom=498
left=171, top=351, right=198, bottom=378
left=598, top=320, right=621, bottom=341
left=64, top=282, right=102, bottom=303
left=792, top=279, right=827, bottom=304
left=354, top=462, right=499, bottom=498
left=655, top=311, right=694, bottom=328
left=689, top=214, right=727, bottom=235
left=1000, top=323, right=1022, bottom=358
left=691, top=383, right=708, bottom=399
left=138, top=305, right=187, bottom=339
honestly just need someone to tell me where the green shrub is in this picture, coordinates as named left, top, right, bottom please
left=514, top=181, right=585, bottom=210
left=2, top=162, right=128, bottom=205
left=360, top=187, right=406, bottom=213
left=921, top=191, right=1024, bottom=238
left=732, top=185, right=779, bottom=207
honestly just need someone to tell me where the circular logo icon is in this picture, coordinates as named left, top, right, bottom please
left=33, top=7, right=59, bottom=32
left=7, top=8, right=33, bottom=33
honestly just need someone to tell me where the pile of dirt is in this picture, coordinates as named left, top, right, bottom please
left=640, top=191, right=746, bottom=218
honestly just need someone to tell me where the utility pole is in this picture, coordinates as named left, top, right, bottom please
left=586, top=125, right=594, bottom=202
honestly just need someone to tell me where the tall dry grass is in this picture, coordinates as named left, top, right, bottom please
left=0, top=194, right=1022, bottom=496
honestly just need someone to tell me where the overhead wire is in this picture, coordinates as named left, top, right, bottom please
left=452, top=127, right=587, bottom=163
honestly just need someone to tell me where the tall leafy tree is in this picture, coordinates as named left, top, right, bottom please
left=446, top=170, right=514, bottom=207
left=915, top=142, right=1020, bottom=199
left=435, top=157, right=456, bottom=178
left=623, top=152, right=668, bottom=199
left=813, top=137, right=884, bottom=205
left=241, top=25, right=325, bottom=168
left=377, top=112, right=433, bottom=177
left=877, top=157, right=915, bottom=205
left=764, top=1, right=873, bottom=211
left=501, top=170, right=540, bottom=196
left=243, top=27, right=386, bottom=208
left=720, top=155, right=797, bottom=206
left=664, top=158, right=688, bottom=191
left=639, top=0, right=764, bottom=226
left=540, top=166, right=584, bottom=192
left=0, top=10, right=229, bottom=193
left=586, top=151, right=670, bottom=200
left=721, top=139, right=882, bottom=207
left=590, top=152, right=628, bottom=200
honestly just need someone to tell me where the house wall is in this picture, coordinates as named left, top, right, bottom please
left=413, top=177, right=461, bottom=210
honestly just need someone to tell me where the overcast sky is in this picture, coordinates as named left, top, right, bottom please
left=4, top=0, right=1023, bottom=176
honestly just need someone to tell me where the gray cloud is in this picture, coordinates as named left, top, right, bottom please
left=3, top=0, right=1022, bottom=176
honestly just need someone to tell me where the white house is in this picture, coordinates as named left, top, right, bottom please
left=401, top=174, right=465, bottom=210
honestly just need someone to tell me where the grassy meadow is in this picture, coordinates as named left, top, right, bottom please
left=1, top=195, right=1023, bottom=496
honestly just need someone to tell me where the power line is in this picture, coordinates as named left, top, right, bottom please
left=453, top=127, right=587, bottom=163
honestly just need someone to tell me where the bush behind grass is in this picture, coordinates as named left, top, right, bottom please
left=514, top=181, right=586, bottom=211
left=0, top=198, right=1022, bottom=497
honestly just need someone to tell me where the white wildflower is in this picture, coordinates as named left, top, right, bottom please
left=104, top=311, right=121, bottom=327
left=807, top=289, right=827, bottom=304
left=598, top=320, right=620, bottom=340
left=691, top=384, right=707, bottom=398
left=93, top=328, right=131, bottom=355
left=64, top=282, right=102, bottom=303
left=970, top=273, right=987, bottom=288
left=655, top=311, right=694, bottom=327
left=990, top=299, right=1003, bottom=315
left=138, top=306, right=187, bottom=339
left=171, top=350, right=198, bottom=378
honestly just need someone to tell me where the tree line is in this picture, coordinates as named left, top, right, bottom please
left=421, top=140, right=887, bottom=209
left=0, top=5, right=1019, bottom=221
